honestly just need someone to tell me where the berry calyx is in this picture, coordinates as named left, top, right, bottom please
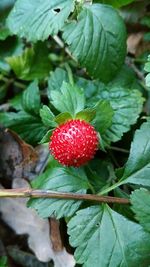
left=49, top=119, right=99, bottom=167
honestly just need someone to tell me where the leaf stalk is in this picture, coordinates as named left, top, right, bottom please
left=0, top=189, right=129, bottom=204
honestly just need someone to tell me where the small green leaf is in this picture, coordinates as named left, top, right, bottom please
left=75, top=108, right=96, bottom=122
left=6, top=42, right=51, bottom=80
left=121, top=121, right=150, bottom=186
left=91, top=85, right=144, bottom=144
left=40, top=105, right=57, bottom=128
left=63, top=4, right=127, bottom=82
left=50, top=82, right=85, bottom=116
left=93, top=0, right=135, bottom=8
left=7, top=0, right=74, bottom=41
left=0, top=111, right=47, bottom=145
left=131, top=188, right=150, bottom=233
left=55, top=112, right=72, bottom=125
left=22, top=80, right=41, bottom=116
left=92, top=100, right=114, bottom=134
left=39, top=129, right=53, bottom=144
left=68, top=205, right=150, bottom=267
left=48, top=68, right=69, bottom=99
left=28, top=163, right=90, bottom=218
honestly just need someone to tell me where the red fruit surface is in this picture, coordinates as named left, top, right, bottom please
left=49, top=119, right=99, bottom=167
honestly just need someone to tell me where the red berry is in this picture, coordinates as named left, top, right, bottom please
left=49, top=119, right=98, bottom=167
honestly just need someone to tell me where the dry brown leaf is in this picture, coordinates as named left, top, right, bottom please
left=127, top=32, right=144, bottom=55
left=0, top=128, right=38, bottom=180
left=127, top=32, right=150, bottom=56
left=0, top=128, right=49, bottom=182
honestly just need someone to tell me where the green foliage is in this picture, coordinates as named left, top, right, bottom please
left=0, top=81, right=48, bottom=144
left=6, top=42, right=52, bottom=80
left=0, top=111, right=47, bottom=144
left=7, top=0, right=74, bottom=41
left=92, top=100, right=114, bottom=134
left=39, top=129, right=53, bottom=144
left=97, top=86, right=144, bottom=144
left=144, top=55, right=150, bottom=88
left=63, top=4, right=127, bottom=82
left=47, top=67, right=144, bottom=144
left=0, top=256, right=8, bottom=267
left=40, top=105, right=56, bottom=128
left=93, top=0, right=135, bottom=8
left=68, top=205, right=150, bottom=267
left=1, top=1, right=150, bottom=266
left=28, top=161, right=90, bottom=218
left=131, top=188, right=150, bottom=233
left=47, top=68, right=69, bottom=99
left=75, top=108, right=96, bottom=122
left=22, top=80, right=41, bottom=115
left=121, top=120, right=150, bottom=186
left=54, top=112, right=72, bottom=125
left=50, top=82, right=85, bottom=116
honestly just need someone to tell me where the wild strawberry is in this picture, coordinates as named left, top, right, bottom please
left=49, top=119, right=99, bottom=167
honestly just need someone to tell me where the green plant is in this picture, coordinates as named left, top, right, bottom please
left=1, top=0, right=150, bottom=266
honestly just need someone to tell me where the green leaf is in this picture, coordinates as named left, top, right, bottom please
left=85, top=159, right=111, bottom=193
left=93, top=0, right=135, bottom=8
left=144, top=55, right=150, bottom=72
left=146, top=73, right=150, bottom=88
left=6, top=42, right=51, bottom=80
left=92, top=100, right=114, bottom=134
left=63, top=4, right=127, bottom=82
left=0, top=256, right=8, bottom=267
left=68, top=205, right=150, bottom=267
left=50, top=82, right=85, bottom=116
left=8, top=93, right=23, bottom=111
left=22, top=81, right=41, bottom=116
left=108, top=65, right=142, bottom=90
left=92, top=85, right=144, bottom=144
left=75, top=108, right=96, bottom=122
left=47, top=68, right=69, bottom=99
left=47, top=67, right=97, bottom=99
left=7, top=0, right=74, bottom=42
left=131, top=188, right=150, bottom=233
left=40, top=105, right=57, bottom=128
left=144, top=55, right=150, bottom=88
left=0, top=111, right=47, bottom=145
left=28, top=164, right=90, bottom=218
left=0, top=25, right=11, bottom=40
left=121, top=121, right=150, bottom=186
left=39, top=129, right=53, bottom=144
left=55, top=112, right=72, bottom=125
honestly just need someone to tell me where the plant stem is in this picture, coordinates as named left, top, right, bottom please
left=0, top=189, right=129, bottom=204
left=98, top=180, right=124, bottom=196
left=110, top=146, right=129, bottom=154
left=53, top=35, right=76, bottom=62
left=0, top=76, right=26, bottom=89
